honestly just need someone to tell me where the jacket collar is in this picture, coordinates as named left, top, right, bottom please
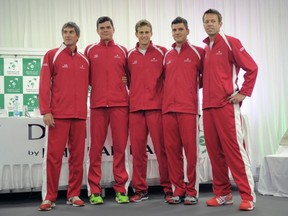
left=60, top=43, right=78, bottom=55
left=203, top=32, right=223, bottom=45
left=135, top=40, right=153, bottom=50
left=172, top=40, right=189, bottom=50
left=99, top=39, right=115, bottom=46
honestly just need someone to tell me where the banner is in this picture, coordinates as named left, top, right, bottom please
left=0, top=117, right=155, bottom=164
left=0, top=56, right=41, bottom=116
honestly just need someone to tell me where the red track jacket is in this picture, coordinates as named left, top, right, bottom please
left=162, top=40, right=204, bottom=114
left=202, top=33, right=258, bottom=109
left=85, top=39, right=129, bottom=108
left=127, top=41, right=167, bottom=112
left=39, top=43, right=89, bottom=119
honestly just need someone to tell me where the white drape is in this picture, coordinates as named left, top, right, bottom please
left=1, top=0, right=288, bottom=177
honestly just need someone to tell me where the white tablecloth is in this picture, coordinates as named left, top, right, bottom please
left=0, top=117, right=214, bottom=192
left=258, top=146, right=288, bottom=197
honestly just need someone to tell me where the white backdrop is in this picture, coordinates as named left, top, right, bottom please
left=1, top=0, right=288, bottom=178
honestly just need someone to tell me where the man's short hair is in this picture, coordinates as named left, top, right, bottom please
left=62, top=22, right=80, bottom=37
left=97, top=16, right=114, bottom=29
left=202, top=8, right=222, bottom=23
left=171, top=17, right=188, bottom=29
left=135, top=19, right=152, bottom=32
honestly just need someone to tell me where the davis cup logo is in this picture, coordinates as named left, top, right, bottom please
left=8, top=77, right=19, bottom=88
left=5, top=58, right=22, bottom=75
left=26, top=60, right=37, bottom=70
left=27, top=95, right=38, bottom=106
left=23, top=58, right=41, bottom=76
left=5, top=76, right=23, bottom=94
left=8, top=59, right=18, bottom=71
left=27, top=77, right=38, bottom=88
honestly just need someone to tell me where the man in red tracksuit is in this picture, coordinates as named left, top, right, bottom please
left=38, top=22, right=89, bottom=211
left=202, top=9, right=258, bottom=211
left=162, top=17, right=204, bottom=205
left=85, top=16, right=129, bottom=204
left=127, top=19, right=173, bottom=203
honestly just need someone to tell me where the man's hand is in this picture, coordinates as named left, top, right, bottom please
left=43, top=113, right=55, bottom=127
left=227, top=92, right=246, bottom=104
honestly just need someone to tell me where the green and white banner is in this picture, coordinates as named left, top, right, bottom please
left=0, top=56, right=41, bottom=116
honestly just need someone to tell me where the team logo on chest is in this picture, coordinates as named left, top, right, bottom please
left=184, top=58, right=191, bottom=63
left=216, top=50, right=223, bottom=55
left=132, top=60, right=137, bottom=65
left=150, top=57, right=158, bottom=62
left=93, top=54, right=99, bottom=58
left=62, top=64, right=68, bottom=68
left=114, top=54, right=121, bottom=59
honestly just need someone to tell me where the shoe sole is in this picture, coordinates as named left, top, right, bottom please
left=116, top=199, right=130, bottom=204
left=39, top=207, right=52, bottom=211
left=66, top=201, right=85, bottom=207
left=116, top=201, right=130, bottom=204
left=38, top=203, right=56, bottom=211
left=168, top=200, right=183, bottom=204
left=90, top=201, right=104, bottom=205
left=130, top=197, right=149, bottom=202
left=168, top=202, right=181, bottom=204
left=184, top=201, right=198, bottom=205
left=207, top=201, right=233, bottom=206
left=239, top=204, right=254, bottom=211
left=239, top=207, right=254, bottom=211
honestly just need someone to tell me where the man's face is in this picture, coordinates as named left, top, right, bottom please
left=136, top=25, right=152, bottom=47
left=203, top=13, right=222, bottom=37
left=97, top=21, right=114, bottom=41
left=172, top=23, right=189, bottom=45
left=62, top=27, right=79, bottom=47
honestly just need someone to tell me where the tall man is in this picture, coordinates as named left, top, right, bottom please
left=202, top=9, right=258, bottom=211
left=162, top=17, right=204, bottom=205
left=85, top=16, right=129, bottom=204
left=127, top=19, right=173, bottom=202
left=38, top=22, right=89, bottom=211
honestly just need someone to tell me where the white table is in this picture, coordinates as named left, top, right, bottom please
left=0, top=117, right=125, bottom=192
left=258, top=146, right=288, bottom=197
left=0, top=117, right=215, bottom=193
left=0, top=115, right=254, bottom=193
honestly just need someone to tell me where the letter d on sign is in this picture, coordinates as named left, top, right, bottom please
left=28, top=124, right=45, bottom=140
